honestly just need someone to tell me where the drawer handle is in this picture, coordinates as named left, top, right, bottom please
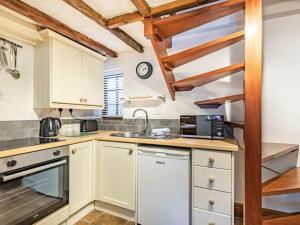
left=208, top=200, right=215, bottom=205
left=208, top=157, right=215, bottom=164
left=208, top=222, right=215, bottom=225
left=71, top=149, right=77, bottom=155
left=208, top=177, right=215, bottom=183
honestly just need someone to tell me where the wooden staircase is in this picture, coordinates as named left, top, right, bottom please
left=144, top=0, right=265, bottom=224
left=261, top=144, right=300, bottom=225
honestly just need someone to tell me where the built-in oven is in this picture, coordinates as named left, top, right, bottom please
left=0, top=146, right=69, bottom=225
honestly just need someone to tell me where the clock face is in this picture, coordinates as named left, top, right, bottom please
left=136, top=62, right=153, bottom=79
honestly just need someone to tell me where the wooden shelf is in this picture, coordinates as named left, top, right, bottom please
left=194, top=94, right=244, bottom=108
left=262, top=143, right=299, bottom=163
left=172, top=63, right=244, bottom=91
left=225, top=121, right=244, bottom=129
left=263, top=214, right=300, bottom=225
left=262, top=168, right=300, bottom=196
left=152, top=0, right=245, bottom=39
left=162, top=31, right=245, bottom=70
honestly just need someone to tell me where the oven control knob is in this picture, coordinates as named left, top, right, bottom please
left=216, top=131, right=223, bottom=136
left=53, top=150, right=61, bottom=156
left=7, top=160, right=17, bottom=167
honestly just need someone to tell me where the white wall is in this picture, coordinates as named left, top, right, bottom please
left=104, top=17, right=244, bottom=119
left=0, top=39, right=38, bottom=120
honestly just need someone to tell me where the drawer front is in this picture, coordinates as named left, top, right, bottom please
left=193, top=149, right=231, bottom=170
left=194, top=188, right=231, bottom=216
left=194, top=208, right=231, bottom=225
left=194, top=166, right=232, bottom=193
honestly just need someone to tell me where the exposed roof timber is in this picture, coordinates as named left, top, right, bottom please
left=107, top=0, right=219, bottom=28
left=107, top=12, right=144, bottom=29
left=63, top=0, right=143, bottom=53
left=0, top=0, right=117, bottom=57
left=130, top=0, right=151, bottom=17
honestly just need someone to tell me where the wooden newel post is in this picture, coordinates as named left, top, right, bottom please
left=244, top=0, right=263, bottom=224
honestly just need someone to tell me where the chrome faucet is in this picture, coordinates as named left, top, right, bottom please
left=133, top=109, right=149, bottom=134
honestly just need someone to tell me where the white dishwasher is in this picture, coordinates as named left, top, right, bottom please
left=137, top=145, right=190, bottom=225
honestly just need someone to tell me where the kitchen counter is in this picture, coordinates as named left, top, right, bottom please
left=0, top=131, right=238, bottom=158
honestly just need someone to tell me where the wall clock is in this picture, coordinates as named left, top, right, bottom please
left=136, top=62, right=153, bottom=79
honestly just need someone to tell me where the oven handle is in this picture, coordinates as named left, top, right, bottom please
left=0, top=159, right=67, bottom=182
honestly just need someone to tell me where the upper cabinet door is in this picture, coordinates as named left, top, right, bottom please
left=82, top=52, right=104, bottom=106
left=51, top=39, right=83, bottom=105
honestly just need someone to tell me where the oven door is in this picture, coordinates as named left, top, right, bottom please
left=0, top=158, right=69, bottom=225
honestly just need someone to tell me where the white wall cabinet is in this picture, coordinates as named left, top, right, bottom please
left=69, top=142, right=93, bottom=215
left=97, top=141, right=136, bottom=211
left=35, top=29, right=106, bottom=109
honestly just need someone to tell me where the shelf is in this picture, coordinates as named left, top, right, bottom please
left=225, top=121, right=244, bottom=129
left=194, top=94, right=244, bottom=108
left=162, top=32, right=245, bottom=70
left=152, top=0, right=245, bottom=39
left=122, top=95, right=166, bottom=104
left=172, top=63, right=244, bottom=91
left=262, top=168, right=300, bottom=196
left=262, top=143, right=299, bottom=163
left=263, top=214, right=300, bottom=225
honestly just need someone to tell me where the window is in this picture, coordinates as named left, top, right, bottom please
left=102, top=70, right=124, bottom=117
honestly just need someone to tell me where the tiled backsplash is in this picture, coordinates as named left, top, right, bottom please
left=0, top=119, right=180, bottom=141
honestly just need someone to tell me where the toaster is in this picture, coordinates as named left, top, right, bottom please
left=80, top=119, right=98, bottom=132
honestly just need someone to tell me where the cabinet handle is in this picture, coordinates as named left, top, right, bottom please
left=208, top=200, right=215, bottom=205
left=80, top=98, right=84, bottom=103
left=208, top=222, right=215, bottom=225
left=129, top=148, right=133, bottom=155
left=71, top=149, right=77, bottom=155
left=208, top=177, right=215, bottom=183
left=208, top=157, right=215, bottom=164
left=84, top=98, right=88, bottom=103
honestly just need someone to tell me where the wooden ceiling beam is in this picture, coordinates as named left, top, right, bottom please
left=0, top=0, right=117, bottom=57
left=107, top=0, right=219, bottom=28
left=130, top=0, right=151, bottom=17
left=107, top=12, right=144, bottom=29
left=63, top=0, right=143, bottom=53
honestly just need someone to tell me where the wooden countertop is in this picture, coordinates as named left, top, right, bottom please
left=0, top=131, right=238, bottom=158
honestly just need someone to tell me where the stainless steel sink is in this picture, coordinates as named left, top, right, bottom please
left=110, top=132, right=146, bottom=138
left=110, top=132, right=179, bottom=139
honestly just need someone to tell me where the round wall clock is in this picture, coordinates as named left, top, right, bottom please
left=136, top=62, right=153, bottom=79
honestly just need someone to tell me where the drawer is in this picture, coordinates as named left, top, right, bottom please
left=194, top=187, right=231, bottom=216
left=194, top=208, right=231, bottom=225
left=194, top=166, right=232, bottom=192
left=193, top=149, right=231, bottom=170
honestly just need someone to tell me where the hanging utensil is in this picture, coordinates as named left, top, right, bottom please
left=6, top=44, right=20, bottom=79
left=1, top=43, right=8, bottom=67
left=0, top=47, right=4, bottom=70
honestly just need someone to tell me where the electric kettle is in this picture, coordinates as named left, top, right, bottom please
left=40, top=117, right=62, bottom=137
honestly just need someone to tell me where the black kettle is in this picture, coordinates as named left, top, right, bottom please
left=40, top=117, right=62, bottom=137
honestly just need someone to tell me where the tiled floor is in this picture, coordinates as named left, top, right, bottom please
left=76, top=209, right=243, bottom=225
left=75, top=210, right=134, bottom=225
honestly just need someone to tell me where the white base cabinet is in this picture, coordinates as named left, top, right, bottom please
left=192, top=149, right=234, bottom=225
left=69, top=142, right=93, bottom=215
left=97, top=141, right=136, bottom=211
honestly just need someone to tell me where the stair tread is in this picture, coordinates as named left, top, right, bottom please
left=225, top=121, right=244, bottom=129
left=162, top=31, right=245, bottom=70
left=262, top=143, right=299, bottom=163
left=194, top=94, right=244, bottom=108
left=263, top=168, right=300, bottom=196
left=152, top=0, right=245, bottom=39
left=172, top=63, right=244, bottom=91
left=263, top=214, right=300, bottom=225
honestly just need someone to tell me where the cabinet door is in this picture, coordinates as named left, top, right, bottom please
left=97, top=142, right=136, bottom=210
left=82, top=52, right=104, bottom=106
left=69, top=142, right=93, bottom=215
left=51, top=38, right=83, bottom=105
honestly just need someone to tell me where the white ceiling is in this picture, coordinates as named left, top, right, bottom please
left=20, top=0, right=177, bottom=53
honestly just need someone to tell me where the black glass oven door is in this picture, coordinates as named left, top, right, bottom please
left=0, top=158, right=69, bottom=225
